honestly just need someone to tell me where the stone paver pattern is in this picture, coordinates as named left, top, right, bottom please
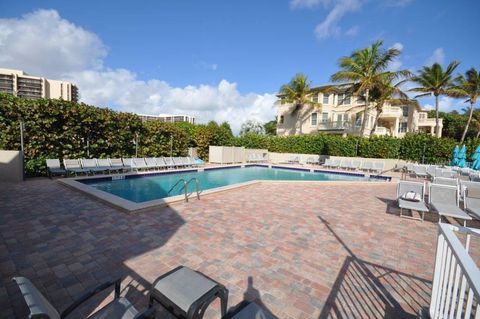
left=1, top=177, right=476, bottom=318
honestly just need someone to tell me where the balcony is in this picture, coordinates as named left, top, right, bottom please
left=379, top=106, right=403, bottom=118
left=316, top=120, right=361, bottom=133
left=373, top=126, right=390, bottom=136
left=418, top=116, right=443, bottom=126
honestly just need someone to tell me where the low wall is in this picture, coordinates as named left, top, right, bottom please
left=0, top=150, right=23, bottom=182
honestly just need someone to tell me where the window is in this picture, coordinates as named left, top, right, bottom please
left=398, top=122, right=408, bottom=133
left=311, top=113, right=318, bottom=126
left=279, top=115, right=284, bottom=124
left=323, top=94, right=329, bottom=104
left=312, top=93, right=319, bottom=103
left=321, top=112, right=329, bottom=122
left=355, top=113, right=362, bottom=126
left=338, top=93, right=351, bottom=105
left=402, top=106, right=409, bottom=117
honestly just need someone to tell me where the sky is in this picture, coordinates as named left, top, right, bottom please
left=1, top=0, right=479, bottom=133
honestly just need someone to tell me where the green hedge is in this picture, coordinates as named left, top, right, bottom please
left=1, top=93, right=477, bottom=176
left=232, top=133, right=469, bottom=165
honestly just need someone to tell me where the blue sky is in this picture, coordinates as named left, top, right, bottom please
left=1, top=0, right=479, bottom=132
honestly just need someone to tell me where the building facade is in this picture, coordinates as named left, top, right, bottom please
left=139, top=113, right=196, bottom=124
left=276, top=84, right=442, bottom=138
left=0, top=68, right=78, bottom=102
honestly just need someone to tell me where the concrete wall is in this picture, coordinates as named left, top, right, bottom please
left=0, top=150, right=23, bottom=182
left=209, top=146, right=244, bottom=164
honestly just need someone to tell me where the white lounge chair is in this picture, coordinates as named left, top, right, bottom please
left=372, top=161, right=385, bottom=174
left=81, top=158, right=108, bottom=174
left=340, top=159, right=351, bottom=170
left=133, top=158, right=148, bottom=171
left=429, top=183, right=472, bottom=226
left=63, top=159, right=90, bottom=176
left=397, top=181, right=429, bottom=221
left=360, top=161, right=373, bottom=172
left=350, top=160, right=362, bottom=170
left=144, top=157, right=159, bottom=170
left=433, top=176, right=458, bottom=187
left=46, top=159, right=66, bottom=178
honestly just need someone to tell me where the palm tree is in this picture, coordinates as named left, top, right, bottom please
left=279, top=73, right=319, bottom=134
left=409, top=61, right=460, bottom=137
left=454, top=68, right=480, bottom=143
left=471, top=109, right=480, bottom=138
left=368, top=74, right=410, bottom=135
left=331, top=40, right=407, bottom=136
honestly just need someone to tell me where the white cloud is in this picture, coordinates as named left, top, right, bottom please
left=0, top=9, right=276, bottom=134
left=345, top=25, right=359, bottom=36
left=0, top=10, right=106, bottom=78
left=422, top=96, right=467, bottom=113
left=314, top=0, right=362, bottom=39
left=387, top=42, right=404, bottom=71
left=426, top=48, right=445, bottom=66
left=385, top=0, right=414, bottom=7
left=290, top=0, right=331, bottom=9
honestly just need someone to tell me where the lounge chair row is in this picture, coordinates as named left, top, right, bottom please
left=406, top=164, right=458, bottom=179
left=46, top=157, right=204, bottom=177
left=397, top=180, right=479, bottom=226
left=14, top=265, right=274, bottom=319
left=322, top=158, right=385, bottom=173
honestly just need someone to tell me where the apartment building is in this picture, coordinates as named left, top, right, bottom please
left=139, top=113, right=196, bottom=124
left=0, top=68, right=78, bottom=102
left=276, top=84, right=442, bottom=138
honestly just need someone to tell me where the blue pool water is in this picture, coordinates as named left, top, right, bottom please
left=80, top=166, right=382, bottom=203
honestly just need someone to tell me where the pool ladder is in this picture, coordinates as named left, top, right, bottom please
left=167, top=177, right=201, bottom=202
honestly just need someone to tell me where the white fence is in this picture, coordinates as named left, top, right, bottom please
left=430, top=223, right=480, bottom=319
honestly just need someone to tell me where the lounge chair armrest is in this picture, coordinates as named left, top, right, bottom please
left=135, top=307, right=156, bottom=319
left=61, top=277, right=121, bottom=318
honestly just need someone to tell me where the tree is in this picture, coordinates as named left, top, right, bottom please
left=263, top=119, right=277, bottom=136
left=454, top=68, right=480, bottom=143
left=240, top=120, right=265, bottom=135
left=278, top=73, right=319, bottom=134
left=331, top=40, right=406, bottom=136
left=368, top=73, right=410, bottom=135
left=409, top=61, right=460, bottom=137
left=471, top=109, right=480, bottom=138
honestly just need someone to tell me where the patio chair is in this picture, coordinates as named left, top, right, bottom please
left=350, top=159, right=362, bottom=170
left=154, top=157, right=168, bottom=169
left=464, top=186, right=480, bottom=220
left=426, top=165, right=437, bottom=179
left=163, top=157, right=176, bottom=169
left=433, top=176, right=458, bottom=187
left=339, top=159, right=351, bottom=170
left=322, top=158, right=332, bottom=167
left=329, top=159, right=340, bottom=169
left=429, top=183, right=472, bottom=226
left=193, top=157, right=205, bottom=166
left=96, top=158, right=117, bottom=174
left=360, top=161, right=373, bottom=172
left=287, top=156, right=300, bottom=164
left=144, top=157, right=158, bottom=170
left=45, top=159, right=66, bottom=178
left=111, top=158, right=129, bottom=172
left=81, top=158, right=108, bottom=174
left=149, top=266, right=228, bottom=319
left=226, top=302, right=276, bottom=319
left=372, top=161, right=385, bottom=174
left=396, top=181, right=429, bottom=221
left=133, top=158, right=148, bottom=171
left=305, top=157, right=317, bottom=165
left=460, top=180, right=480, bottom=200
left=411, top=165, right=428, bottom=179
left=122, top=158, right=135, bottom=171
left=63, top=159, right=90, bottom=176
left=12, top=276, right=155, bottom=319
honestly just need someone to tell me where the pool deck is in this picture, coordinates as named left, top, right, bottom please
left=1, top=175, right=478, bottom=318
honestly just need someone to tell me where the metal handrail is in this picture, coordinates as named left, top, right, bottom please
left=167, top=178, right=186, bottom=195
left=180, top=177, right=201, bottom=202
left=168, top=177, right=201, bottom=202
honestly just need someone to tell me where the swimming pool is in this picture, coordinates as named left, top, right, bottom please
left=78, top=165, right=388, bottom=204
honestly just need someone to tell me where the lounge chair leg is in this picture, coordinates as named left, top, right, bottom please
left=400, top=207, right=402, bottom=218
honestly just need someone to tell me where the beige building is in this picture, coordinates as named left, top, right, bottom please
left=276, top=84, right=442, bottom=138
left=0, top=68, right=78, bottom=102
left=139, top=113, right=196, bottom=124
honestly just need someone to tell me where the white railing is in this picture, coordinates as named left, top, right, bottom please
left=430, top=223, right=480, bottom=319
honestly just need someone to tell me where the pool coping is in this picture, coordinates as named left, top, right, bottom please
left=58, top=163, right=392, bottom=213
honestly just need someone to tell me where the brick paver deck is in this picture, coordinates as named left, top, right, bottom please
left=0, top=177, right=466, bottom=318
